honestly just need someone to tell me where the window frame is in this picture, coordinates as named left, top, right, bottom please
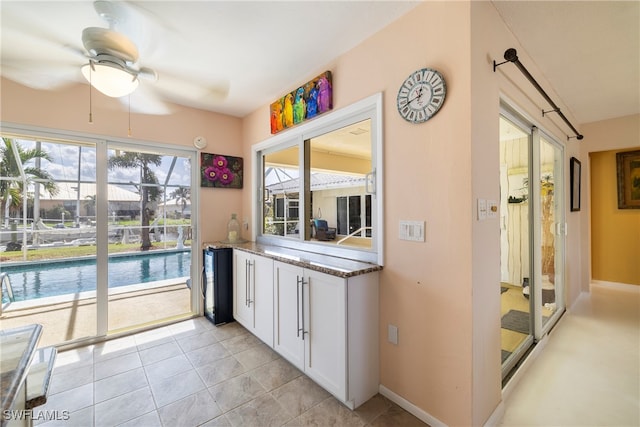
left=1, top=122, right=202, bottom=337
left=252, top=93, right=383, bottom=265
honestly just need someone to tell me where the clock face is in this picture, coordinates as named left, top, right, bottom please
left=397, top=68, right=446, bottom=123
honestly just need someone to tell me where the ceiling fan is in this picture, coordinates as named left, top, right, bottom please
left=78, top=1, right=229, bottom=113
left=1, top=1, right=229, bottom=115
left=79, top=1, right=158, bottom=98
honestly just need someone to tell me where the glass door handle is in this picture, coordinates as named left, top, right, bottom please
left=365, top=170, right=376, bottom=195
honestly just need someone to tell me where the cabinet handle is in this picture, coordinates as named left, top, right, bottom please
left=248, top=260, right=254, bottom=306
left=296, top=276, right=302, bottom=338
left=301, top=277, right=308, bottom=340
left=301, top=277, right=305, bottom=341
left=245, top=259, right=250, bottom=307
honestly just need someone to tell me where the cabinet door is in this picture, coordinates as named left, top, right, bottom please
left=304, top=269, right=347, bottom=400
left=273, top=261, right=305, bottom=370
left=233, top=250, right=252, bottom=328
left=251, top=254, right=274, bottom=346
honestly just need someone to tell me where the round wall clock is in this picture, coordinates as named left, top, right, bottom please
left=396, top=68, right=447, bottom=123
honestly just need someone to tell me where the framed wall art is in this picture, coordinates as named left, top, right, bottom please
left=270, top=71, right=333, bottom=134
left=570, top=157, right=581, bottom=211
left=201, top=153, right=243, bottom=189
left=616, top=149, right=640, bottom=209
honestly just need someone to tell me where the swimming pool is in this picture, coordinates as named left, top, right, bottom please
left=1, top=250, right=191, bottom=303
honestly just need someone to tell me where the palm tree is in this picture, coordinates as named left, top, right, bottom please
left=170, top=186, right=190, bottom=217
left=108, top=152, right=162, bottom=250
left=84, top=194, right=97, bottom=218
left=0, top=138, right=58, bottom=228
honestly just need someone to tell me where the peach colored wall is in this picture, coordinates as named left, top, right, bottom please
left=245, top=2, right=592, bottom=424
left=1, top=2, right=610, bottom=425
left=243, top=3, right=476, bottom=425
left=471, top=2, right=588, bottom=422
left=1, top=77, right=243, bottom=243
left=470, top=3, right=502, bottom=423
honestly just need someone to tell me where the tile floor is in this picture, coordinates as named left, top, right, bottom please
left=34, top=318, right=428, bottom=427
left=32, top=283, right=638, bottom=426
left=498, top=283, right=640, bottom=426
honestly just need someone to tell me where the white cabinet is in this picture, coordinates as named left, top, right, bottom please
left=305, top=268, right=347, bottom=401
left=273, top=261, right=306, bottom=369
left=233, top=250, right=274, bottom=346
left=273, top=260, right=378, bottom=409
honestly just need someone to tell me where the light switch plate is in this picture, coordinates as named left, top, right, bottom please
left=399, top=220, right=425, bottom=242
left=477, top=199, right=487, bottom=220
left=388, top=324, right=398, bottom=345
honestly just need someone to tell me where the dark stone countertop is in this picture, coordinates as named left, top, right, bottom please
left=1, top=324, right=42, bottom=419
left=203, top=241, right=382, bottom=278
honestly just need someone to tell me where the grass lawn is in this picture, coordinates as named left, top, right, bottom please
left=0, top=241, right=191, bottom=262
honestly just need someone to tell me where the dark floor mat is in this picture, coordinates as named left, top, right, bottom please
left=542, top=289, right=555, bottom=305
left=501, top=309, right=530, bottom=334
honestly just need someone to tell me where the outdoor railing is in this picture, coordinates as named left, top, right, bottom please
left=336, top=227, right=372, bottom=245
left=0, top=272, right=15, bottom=315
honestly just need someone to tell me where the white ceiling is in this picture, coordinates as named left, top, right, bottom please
left=1, top=1, right=638, bottom=125
left=492, top=0, right=639, bottom=125
left=0, top=1, right=420, bottom=117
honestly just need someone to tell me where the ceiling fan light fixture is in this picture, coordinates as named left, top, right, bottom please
left=81, top=62, right=139, bottom=97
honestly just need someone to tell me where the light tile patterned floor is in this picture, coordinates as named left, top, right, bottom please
left=35, top=318, right=428, bottom=427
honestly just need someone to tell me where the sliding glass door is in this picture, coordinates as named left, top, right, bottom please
left=499, top=115, right=534, bottom=375
left=534, top=132, right=565, bottom=336
left=106, top=142, right=195, bottom=334
left=499, top=110, right=566, bottom=380
left=0, top=136, right=98, bottom=345
left=1, top=129, right=197, bottom=346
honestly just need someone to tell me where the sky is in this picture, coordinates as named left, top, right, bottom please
left=13, top=137, right=192, bottom=190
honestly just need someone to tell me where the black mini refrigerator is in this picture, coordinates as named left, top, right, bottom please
left=203, top=246, right=233, bottom=325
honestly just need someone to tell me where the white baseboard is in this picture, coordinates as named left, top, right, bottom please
left=591, top=280, right=640, bottom=293
left=500, top=333, right=548, bottom=401
left=484, top=401, right=505, bottom=427
left=569, top=291, right=590, bottom=312
left=378, top=385, right=447, bottom=427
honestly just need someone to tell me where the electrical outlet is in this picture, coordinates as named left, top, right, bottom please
left=487, top=200, right=498, bottom=218
left=388, top=324, right=398, bottom=345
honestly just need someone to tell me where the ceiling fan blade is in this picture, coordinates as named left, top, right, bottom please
left=1, top=59, right=79, bottom=90
left=136, top=67, right=158, bottom=81
left=118, top=83, right=175, bottom=115
left=93, top=1, right=178, bottom=59
left=151, top=72, right=229, bottom=110
left=82, top=27, right=139, bottom=62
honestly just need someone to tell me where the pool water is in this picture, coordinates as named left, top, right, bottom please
left=1, top=250, right=191, bottom=303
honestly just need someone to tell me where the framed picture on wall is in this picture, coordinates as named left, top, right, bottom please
left=200, top=153, right=243, bottom=189
left=570, top=157, right=581, bottom=212
left=616, top=149, right=640, bottom=209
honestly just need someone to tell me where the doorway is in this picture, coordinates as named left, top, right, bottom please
left=499, top=110, right=566, bottom=380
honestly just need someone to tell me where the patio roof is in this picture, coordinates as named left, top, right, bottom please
left=39, top=182, right=139, bottom=202
left=266, top=171, right=366, bottom=194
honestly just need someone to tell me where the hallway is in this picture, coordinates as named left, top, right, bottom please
left=499, top=283, right=640, bottom=426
